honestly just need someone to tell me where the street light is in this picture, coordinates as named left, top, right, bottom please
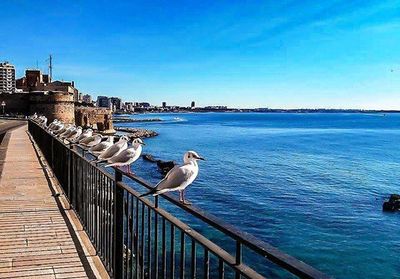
left=1, top=101, right=5, bottom=115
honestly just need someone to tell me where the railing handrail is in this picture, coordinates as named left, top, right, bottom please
left=29, top=119, right=331, bottom=279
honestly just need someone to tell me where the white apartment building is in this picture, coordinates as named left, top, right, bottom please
left=0, top=62, right=16, bottom=94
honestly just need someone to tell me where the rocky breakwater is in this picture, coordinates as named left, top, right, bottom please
left=115, top=127, right=158, bottom=138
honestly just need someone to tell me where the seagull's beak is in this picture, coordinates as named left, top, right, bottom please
left=141, top=142, right=146, bottom=146
left=198, top=156, right=205, bottom=161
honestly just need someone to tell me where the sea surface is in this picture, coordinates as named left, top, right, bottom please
left=115, top=112, right=400, bottom=279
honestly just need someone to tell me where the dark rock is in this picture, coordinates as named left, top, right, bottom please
left=157, top=160, right=176, bottom=175
left=389, top=194, right=400, bottom=203
left=142, top=154, right=158, bottom=163
left=142, top=153, right=177, bottom=175
left=383, top=194, right=400, bottom=212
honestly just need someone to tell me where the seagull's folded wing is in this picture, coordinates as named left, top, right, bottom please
left=108, top=150, right=134, bottom=164
left=156, top=165, right=194, bottom=191
left=99, top=144, right=119, bottom=159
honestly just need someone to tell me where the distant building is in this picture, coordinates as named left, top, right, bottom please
left=124, top=102, right=134, bottom=112
left=110, top=97, right=122, bottom=110
left=0, top=62, right=16, bottom=94
left=191, top=101, right=195, bottom=108
left=16, top=69, right=79, bottom=101
left=138, top=102, right=151, bottom=108
left=97, top=96, right=110, bottom=108
left=162, top=102, right=167, bottom=108
left=82, top=94, right=92, bottom=104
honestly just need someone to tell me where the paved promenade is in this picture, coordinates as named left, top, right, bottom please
left=0, top=125, right=104, bottom=279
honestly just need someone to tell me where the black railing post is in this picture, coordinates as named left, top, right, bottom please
left=114, top=169, right=124, bottom=279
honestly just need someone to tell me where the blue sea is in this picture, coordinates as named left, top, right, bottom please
left=115, top=112, right=400, bottom=279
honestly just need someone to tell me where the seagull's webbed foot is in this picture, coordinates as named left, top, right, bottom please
left=182, top=200, right=192, bottom=205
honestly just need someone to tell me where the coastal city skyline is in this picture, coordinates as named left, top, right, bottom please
left=2, top=0, right=400, bottom=109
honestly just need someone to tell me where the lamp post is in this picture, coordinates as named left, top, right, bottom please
left=1, top=101, right=5, bottom=115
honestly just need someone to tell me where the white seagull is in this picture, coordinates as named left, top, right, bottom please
left=96, top=135, right=129, bottom=162
left=47, top=119, right=59, bottom=130
left=59, top=126, right=76, bottom=139
left=105, top=138, right=145, bottom=173
left=72, top=128, right=93, bottom=143
left=55, top=124, right=72, bottom=136
left=140, top=151, right=204, bottom=204
left=66, top=126, right=82, bottom=142
left=80, top=134, right=103, bottom=148
left=89, top=136, right=114, bottom=155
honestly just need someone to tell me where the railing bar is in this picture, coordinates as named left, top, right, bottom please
left=218, top=258, right=225, bottom=279
left=135, top=198, right=139, bottom=279
left=153, top=206, right=159, bottom=279
left=125, top=193, right=130, bottom=279
left=180, top=230, right=185, bottom=279
left=129, top=195, right=134, bottom=279
left=191, top=239, right=196, bottom=279
left=170, top=224, right=175, bottom=279
left=204, top=248, right=209, bottom=279
left=147, top=206, right=151, bottom=279
left=162, top=218, right=166, bottom=279
left=236, top=241, right=242, bottom=279
left=140, top=202, right=145, bottom=279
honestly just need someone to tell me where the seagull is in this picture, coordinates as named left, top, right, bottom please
left=50, top=122, right=64, bottom=134
left=59, top=126, right=76, bottom=139
left=105, top=138, right=145, bottom=173
left=140, top=151, right=205, bottom=204
left=72, top=128, right=93, bottom=144
left=30, top=113, right=38, bottom=120
left=96, top=135, right=129, bottom=162
left=47, top=119, right=57, bottom=130
left=66, top=126, right=82, bottom=142
left=55, top=124, right=71, bottom=136
left=89, top=136, right=114, bottom=155
left=80, top=134, right=103, bottom=148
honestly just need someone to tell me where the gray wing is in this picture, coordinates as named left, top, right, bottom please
left=108, top=149, right=135, bottom=164
left=155, top=165, right=194, bottom=191
left=99, top=144, right=120, bottom=159
left=90, top=142, right=110, bottom=152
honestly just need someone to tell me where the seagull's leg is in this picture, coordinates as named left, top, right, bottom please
left=182, top=190, right=191, bottom=205
left=179, top=191, right=183, bottom=203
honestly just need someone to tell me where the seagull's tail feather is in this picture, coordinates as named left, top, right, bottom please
left=94, top=159, right=107, bottom=164
left=139, top=188, right=157, bottom=197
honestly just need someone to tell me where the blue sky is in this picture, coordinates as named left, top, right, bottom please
left=1, top=0, right=400, bottom=109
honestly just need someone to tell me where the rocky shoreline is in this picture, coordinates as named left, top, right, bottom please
left=115, top=127, right=158, bottom=138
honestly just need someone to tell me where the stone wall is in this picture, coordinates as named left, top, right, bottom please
left=29, top=92, right=75, bottom=124
left=75, top=106, right=114, bottom=134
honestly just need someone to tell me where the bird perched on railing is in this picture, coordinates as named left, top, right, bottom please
left=54, top=124, right=71, bottom=136
left=79, top=134, right=103, bottom=148
left=140, top=151, right=204, bottom=204
left=30, top=113, right=38, bottom=120
left=95, top=135, right=129, bottom=163
left=71, top=128, right=93, bottom=144
left=105, top=138, right=145, bottom=173
left=47, top=119, right=59, bottom=131
left=37, top=116, right=48, bottom=127
left=89, top=136, right=114, bottom=155
left=59, top=125, right=76, bottom=139
left=65, top=126, right=82, bottom=142
left=50, top=121, right=64, bottom=134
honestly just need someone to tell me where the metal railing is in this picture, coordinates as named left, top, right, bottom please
left=28, top=120, right=330, bottom=279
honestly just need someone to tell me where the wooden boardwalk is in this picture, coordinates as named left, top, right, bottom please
left=0, top=125, right=106, bottom=279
